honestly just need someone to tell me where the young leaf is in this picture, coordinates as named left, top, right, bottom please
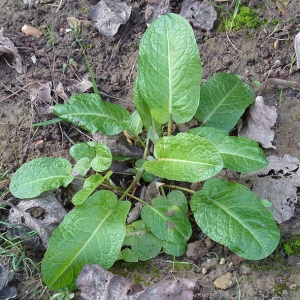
left=190, top=178, right=280, bottom=260
left=9, top=158, right=74, bottom=199
left=72, top=174, right=104, bottom=205
left=90, top=143, right=112, bottom=172
left=143, top=133, right=223, bottom=183
left=189, top=127, right=268, bottom=172
left=42, top=190, right=131, bottom=291
left=128, top=110, right=143, bottom=136
left=141, top=197, right=192, bottom=256
left=54, top=93, right=131, bottom=135
left=163, top=241, right=187, bottom=257
left=119, top=220, right=163, bottom=262
left=137, top=13, right=202, bottom=124
left=72, top=157, right=91, bottom=176
left=133, top=81, right=162, bottom=142
left=70, top=142, right=96, bottom=162
left=195, top=73, right=254, bottom=132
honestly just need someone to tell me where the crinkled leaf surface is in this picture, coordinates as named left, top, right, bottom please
left=90, top=143, right=112, bottom=172
left=190, top=178, right=280, bottom=260
left=189, top=127, right=268, bottom=172
left=70, top=142, right=96, bottom=162
left=143, top=133, right=223, bottom=182
left=54, top=93, right=130, bottom=135
left=10, top=158, right=74, bottom=199
left=167, top=190, right=188, bottom=214
left=72, top=174, right=104, bottom=205
left=42, top=190, right=130, bottom=291
left=195, top=73, right=254, bottom=132
left=119, top=220, right=163, bottom=262
left=137, top=13, right=202, bottom=124
left=141, top=197, right=192, bottom=256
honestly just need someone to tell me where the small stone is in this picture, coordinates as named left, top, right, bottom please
left=213, top=272, right=235, bottom=290
left=219, top=258, right=226, bottom=265
left=240, top=263, right=252, bottom=275
left=202, top=267, right=208, bottom=275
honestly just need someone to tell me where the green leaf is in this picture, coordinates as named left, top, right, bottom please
left=190, top=178, right=280, bottom=260
left=72, top=174, right=103, bottom=205
left=72, top=157, right=91, bottom=176
left=195, top=73, right=254, bottom=131
left=133, top=81, right=162, bottom=141
left=189, top=127, right=268, bottom=172
left=54, top=93, right=131, bottom=135
left=42, top=190, right=131, bottom=291
left=141, top=197, right=192, bottom=256
left=137, top=13, right=202, bottom=124
left=70, top=142, right=96, bottom=162
left=163, top=241, right=187, bottom=257
left=143, top=133, right=223, bottom=182
left=90, top=143, right=112, bottom=172
left=9, top=158, right=74, bottom=199
left=32, top=117, right=62, bottom=127
left=167, top=190, right=188, bottom=214
left=119, top=220, right=163, bottom=262
left=128, top=110, right=143, bottom=136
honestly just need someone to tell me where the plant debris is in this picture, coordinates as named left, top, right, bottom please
left=0, top=27, right=23, bottom=73
left=90, top=0, right=132, bottom=37
left=240, top=155, right=300, bottom=224
left=295, top=31, right=300, bottom=69
left=77, top=264, right=197, bottom=300
left=238, top=96, right=277, bottom=149
left=8, top=192, right=67, bottom=248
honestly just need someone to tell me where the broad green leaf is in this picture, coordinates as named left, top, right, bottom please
left=128, top=110, right=143, bottom=136
left=9, top=158, right=74, bottom=199
left=143, top=133, right=223, bottom=182
left=167, top=190, right=188, bottom=214
left=195, top=73, right=254, bottom=131
left=72, top=174, right=103, bottom=205
left=137, top=13, right=202, bottom=124
left=54, top=93, right=131, bottom=135
left=163, top=241, right=187, bottom=257
left=141, top=197, right=192, bottom=256
left=90, top=143, right=112, bottom=172
left=72, top=157, right=91, bottom=176
left=70, top=142, right=96, bottom=162
left=190, top=178, right=280, bottom=260
left=135, top=159, right=156, bottom=182
left=42, top=190, right=131, bottom=291
left=189, top=127, right=268, bottom=172
left=119, top=220, right=163, bottom=262
left=133, top=81, right=162, bottom=142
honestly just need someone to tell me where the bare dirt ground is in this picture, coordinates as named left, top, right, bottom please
left=1, top=0, right=300, bottom=299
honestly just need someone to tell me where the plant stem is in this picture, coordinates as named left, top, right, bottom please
left=163, top=184, right=196, bottom=195
left=119, top=168, right=144, bottom=201
left=76, top=39, right=98, bottom=95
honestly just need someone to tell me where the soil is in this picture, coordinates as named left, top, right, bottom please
left=1, top=0, right=300, bottom=299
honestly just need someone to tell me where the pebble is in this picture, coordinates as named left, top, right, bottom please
left=219, top=258, right=226, bottom=265
left=240, top=263, right=252, bottom=275
left=213, top=272, right=235, bottom=290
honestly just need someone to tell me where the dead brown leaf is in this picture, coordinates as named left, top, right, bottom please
left=0, top=27, right=23, bottom=73
left=240, top=155, right=300, bottom=224
left=77, top=264, right=197, bottom=300
left=238, top=96, right=277, bottom=149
